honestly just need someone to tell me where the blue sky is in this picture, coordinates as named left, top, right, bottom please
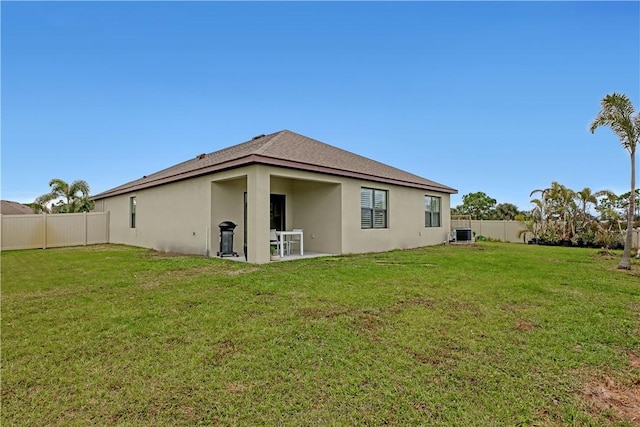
left=2, top=1, right=638, bottom=211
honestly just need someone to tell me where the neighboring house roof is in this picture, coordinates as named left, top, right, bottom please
left=93, top=130, right=457, bottom=200
left=1, top=200, right=35, bottom=215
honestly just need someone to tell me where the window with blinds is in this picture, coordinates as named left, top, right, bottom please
left=425, top=195, right=441, bottom=227
left=130, top=196, right=137, bottom=229
left=361, top=188, right=387, bottom=229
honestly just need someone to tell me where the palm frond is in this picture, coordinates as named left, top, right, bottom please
left=69, top=180, right=91, bottom=198
left=590, top=93, right=639, bottom=152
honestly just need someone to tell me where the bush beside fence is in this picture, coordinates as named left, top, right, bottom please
left=0, top=212, right=110, bottom=251
left=465, top=219, right=639, bottom=247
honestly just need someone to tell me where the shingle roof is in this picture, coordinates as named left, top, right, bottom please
left=93, top=130, right=457, bottom=199
left=1, top=200, right=35, bottom=215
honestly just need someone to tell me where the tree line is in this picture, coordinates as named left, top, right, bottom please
left=451, top=192, right=525, bottom=220
left=453, top=184, right=638, bottom=256
left=453, top=92, right=638, bottom=270
left=525, top=183, right=638, bottom=249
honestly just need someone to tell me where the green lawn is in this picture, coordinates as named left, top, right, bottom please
left=2, top=243, right=639, bottom=426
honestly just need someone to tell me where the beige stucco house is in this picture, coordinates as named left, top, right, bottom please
left=92, top=130, right=457, bottom=263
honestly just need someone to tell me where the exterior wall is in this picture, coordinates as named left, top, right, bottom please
left=95, top=164, right=453, bottom=261
left=341, top=180, right=451, bottom=255
left=100, top=176, right=212, bottom=255
left=259, top=167, right=451, bottom=256
left=292, top=180, right=342, bottom=255
left=0, top=212, right=109, bottom=251
left=97, top=165, right=268, bottom=262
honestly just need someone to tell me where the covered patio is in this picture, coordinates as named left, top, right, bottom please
left=210, top=167, right=342, bottom=263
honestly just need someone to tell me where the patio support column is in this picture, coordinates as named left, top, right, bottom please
left=246, top=165, right=271, bottom=263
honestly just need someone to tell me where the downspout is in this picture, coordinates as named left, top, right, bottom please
left=205, top=226, right=210, bottom=257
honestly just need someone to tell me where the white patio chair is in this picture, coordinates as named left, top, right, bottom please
left=270, top=229, right=290, bottom=255
left=288, top=229, right=303, bottom=255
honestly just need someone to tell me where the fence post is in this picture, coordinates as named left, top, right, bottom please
left=84, top=212, right=88, bottom=246
left=106, top=211, right=110, bottom=243
left=42, top=213, right=47, bottom=249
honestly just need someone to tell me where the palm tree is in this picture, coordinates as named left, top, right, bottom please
left=529, top=188, right=550, bottom=241
left=590, top=93, right=639, bottom=270
left=34, top=178, right=93, bottom=214
left=531, top=182, right=577, bottom=242
left=517, top=217, right=537, bottom=243
left=575, top=187, right=598, bottom=216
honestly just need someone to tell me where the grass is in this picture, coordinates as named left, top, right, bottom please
left=1, top=243, right=639, bottom=426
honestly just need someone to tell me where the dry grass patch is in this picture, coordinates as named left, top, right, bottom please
left=583, top=377, right=640, bottom=424
left=515, top=320, right=537, bottom=331
left=581, top=351, right=640, bottom=425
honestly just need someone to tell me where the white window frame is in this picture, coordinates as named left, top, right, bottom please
left=130, top=196, right=137, bottom=229
left=361, top=187, right=388, bottom=229
left=425, top=195, right=441, bottom=227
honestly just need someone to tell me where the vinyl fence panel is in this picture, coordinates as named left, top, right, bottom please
left=87, top=212, right=110, bottom=245
left=0, top=214, right=45, bottom=250
left=469, top=220, right=528, bottom=243
left=0, top=212, right=109, bottom=251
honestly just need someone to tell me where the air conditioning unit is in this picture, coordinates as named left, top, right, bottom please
left=454, top=228, right=473, bottom=243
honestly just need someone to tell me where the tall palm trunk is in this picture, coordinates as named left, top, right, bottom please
left=619, top=149, right=636, bottom=269
left=590, top=92, right=639, bottom=270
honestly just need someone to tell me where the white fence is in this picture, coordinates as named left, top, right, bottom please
left=463, top=219, right=640, bottom=247
left=0, top=212, right=110, bottom=251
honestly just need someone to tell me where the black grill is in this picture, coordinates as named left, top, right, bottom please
left=217, top=221, right=238, bottom=257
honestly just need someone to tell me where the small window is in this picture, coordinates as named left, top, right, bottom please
left=130, top=196, right=136, bottom=228
left=425, top=195, right=441, bottom=227
left=361, top=188, right=387, bottom=229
